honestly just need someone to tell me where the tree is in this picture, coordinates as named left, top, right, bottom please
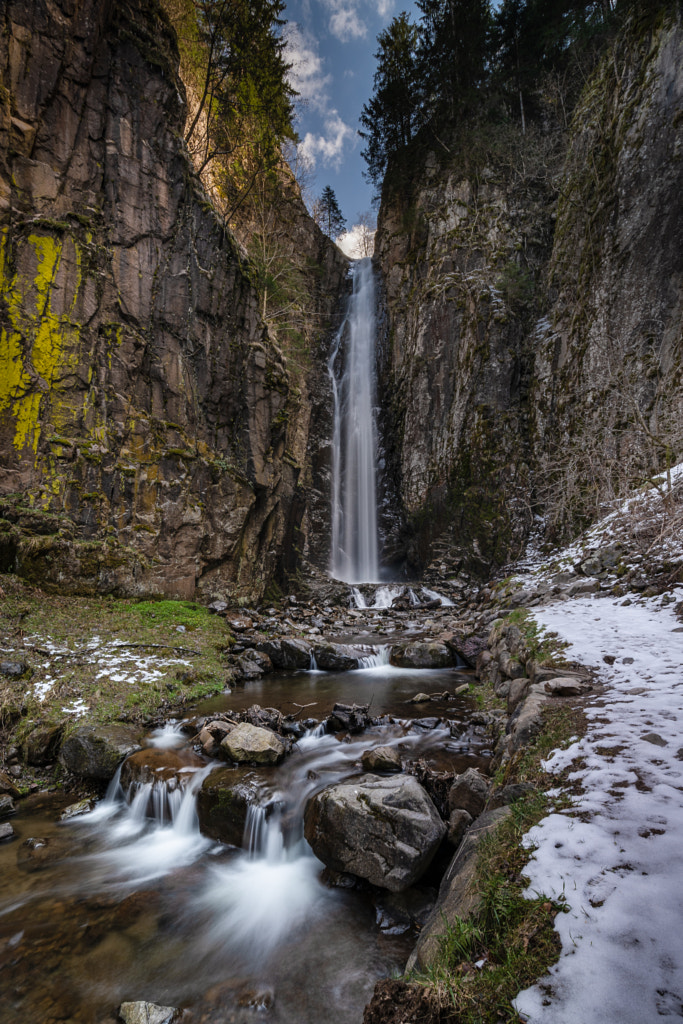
left=359, top=12, right=421, bottom=192
left=415, top=0, right=491, bottom=121
left=181, top=0, right=297, bottom=176
left=314, top=186, right=346, bottom=239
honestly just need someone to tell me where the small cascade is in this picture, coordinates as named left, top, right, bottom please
left=350, top=583, right=455, bottom=610
left=328, top=259, right=380, bottom=584
left=357, top=645, right=392, bottom=669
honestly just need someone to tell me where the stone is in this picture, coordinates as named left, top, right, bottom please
left=488, top=782, right=536, bottom=810
left=120, top=748, right=205, bottom=790
left=234, top=655, right=265, bottom=680
left=23, top=722, right=63, bottom=766
left=390, top=642, right=453, bottom=669
left=196, top=768, right=261, bottom=845
left=199, top=720, right=235, bottom=757
left=0, top=660, right=30, bottom=678
left=447, top=768, right=489, bottom=818
left=59, top=724, right=142, bottom=780
left=328, top=703, right=371, bottom=733
left=220, top=722, right=285, bottom=765
left=641, top=732, right=667, bottom=747
left=509, top=691, right=548, bottom=750
left=207, top=601, right=228, bottom=615
left=241, top=649, right=273, bottom=674
left=59, top=798, right=96, bottom=821
left=119, top=1002, right=180, bottom=1024
left=17, top=835, right=73, bottom=872
left=447, top=808, right=472, bottom=846
left=507, top=677, right=529, bottom=713
left=446, top=632, right=487, bottom=667
left=0, top=822, right=15, bottom=842
left=304, top=774, right=446, bottom=892
left=226, top=613, right=253, bottom=633
left=361, top=746, right=402, bottom=772
left=499, top=650, right=526, bottom=680
left=407, top=807, right=511, bottom=971
left=409, top=693, right=432, bottom=704
left=313, top=643, right=365, bottom=671
left=255, top=638, right=312, bottom=670
left=0, top=794, right=16, bottom=818
left=544, top=677, right=590, bottom=696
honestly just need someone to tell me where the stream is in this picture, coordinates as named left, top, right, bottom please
left=0, top=658, right=489, bottom=1023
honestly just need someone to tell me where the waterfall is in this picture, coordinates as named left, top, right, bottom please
left=328, top=258, right=380, bottom=584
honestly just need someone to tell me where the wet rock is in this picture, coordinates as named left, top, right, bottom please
left=313, top=642, right=364, bottom=671
left=119, top=1002, right=180, bottom=1024
left=23, top=721, right=63, bottom=766
left=411, top=810, right=514, bottom=974
left=59, top=798, right=96, bottom=821
left=59, top=724, right=142, bottom=780
left=447, top=768, right=489, bottom=819
left=221, top=722, right=285, bottom=765
left=0, top=794, right=16, bottom=818
left=199, top=719, right=235, bottom=757
left=447, top=632, right=487, bottom=668
left=447, top=808, right=473, bottom=846
left=361, top=746, right=402, bottom=772
left=329, top=703, right=371, bottom=733
left=241, top=649, right=273, bottom=674
left=197, top=767, right=261, bottom=845
left=409, top=693, right=432, bottom=704
left=120, top=748, right=205, bottom=790
left=304, top=774, right=446, bottom=892
left=374, top=886, right=437, bottom=934
left=390, top=642, right=452, bottom=669
left=0, top=822, right=14, bottom=842
left=234, top=655, right=265, bottom=680
left=255, top=638, right=311, bottom=670
left=226, top=613, right=253, bottom=633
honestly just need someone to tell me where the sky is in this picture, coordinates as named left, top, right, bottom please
left=282, top=0, right=416, bottom=236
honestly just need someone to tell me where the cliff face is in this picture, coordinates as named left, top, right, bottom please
left=375, top=11, right=683, bottom=576
left=0, top=0, right=347, bottom=600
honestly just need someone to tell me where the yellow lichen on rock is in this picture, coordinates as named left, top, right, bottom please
left=0, top=229, right=81, bottom=454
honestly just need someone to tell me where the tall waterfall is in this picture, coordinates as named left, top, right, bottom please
left=328, top=259, right=380, bottom=583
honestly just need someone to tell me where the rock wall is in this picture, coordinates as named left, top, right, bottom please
left=374, top=10, right=683, bottom=576
left=0, top=0, right=347, bottom=600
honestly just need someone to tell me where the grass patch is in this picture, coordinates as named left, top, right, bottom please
left=0, top=575, right=233, bottom=742
left=412, top=704, right=585, bottom=1021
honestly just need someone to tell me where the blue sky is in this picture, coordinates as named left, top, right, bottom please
left=282, top=0, right=417, bottom=231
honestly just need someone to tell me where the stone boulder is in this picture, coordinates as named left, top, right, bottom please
left=120, top=748, right=205, bottom=790
left=445, top=632, right=487, bottom=668
left=196, top=767, right=261, bottom=845
left=22, top=721, right=63, bottom=765
left=390, top=642, right=453, bottom=669
left=255, top=638, right=312, bottom=670
left=304, top=774, right=446, bottom=892
left=447, top=768, right=489, bottom=819
left=198, top=719, right=235, bottom=757
left=328, top=703, right=371, bottom=734
left=361, top=746, right=402, bottom=772
left=313, top=643, right=365, bottom=671
left=0, top=794, right=16, bottom=818
left=59, top=724, right=141, bottom=780
left=220, top=722, right=285, bottom=765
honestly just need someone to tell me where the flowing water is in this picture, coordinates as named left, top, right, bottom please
left=0, top=662, right=490, bottom=1023
left=328, top=259, right=380, bottom=584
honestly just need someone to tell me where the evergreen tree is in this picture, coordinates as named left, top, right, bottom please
left=315, top=186, right=346, bottom=239
left=359, top=13, right=421, bottom=192
left=415, top=0, right=491, bottom=121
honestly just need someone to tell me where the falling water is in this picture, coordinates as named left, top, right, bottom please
left=329, top=258, right=380, bottom=583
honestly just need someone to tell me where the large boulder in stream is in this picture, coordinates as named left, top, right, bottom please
left=120, top=748, right=205, bottom=791
left=197, top=767, right=261, bottom=845
left=255, top=638, right=311, bottom=670
left=304, top=774, right=446, bottom=892
left=313, top=643, right=366, bottom=671
left=390, top=642, right=453, bottom=669
left=220, top=722, right=286, bottom=765
left=59, top=724, right=142, bottom=780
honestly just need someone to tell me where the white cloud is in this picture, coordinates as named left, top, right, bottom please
left=337, top=222, right=376, bottom=258
left=300, top=112, right=357, bottom=170
left=376, top=0, right=393, bottom=17
left=321, top=0, right=367, bottom=42
left=284, top=23, right=332, bottom=113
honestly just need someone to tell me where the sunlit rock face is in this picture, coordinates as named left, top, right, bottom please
left=0, top=0, right=347, bottom=601
left=374, top=14, right=683, bottom=577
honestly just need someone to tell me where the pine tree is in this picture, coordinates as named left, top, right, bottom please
left=315, top=186, right=346, bottom=239
left=415, top=0, right=491, bottom=121
left=359, top=13, right=421, bottom=193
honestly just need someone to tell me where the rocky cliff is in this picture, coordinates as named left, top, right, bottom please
left=374, top=10, right=683, bottom=577
left=0, top=0, right=347, bottom=600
